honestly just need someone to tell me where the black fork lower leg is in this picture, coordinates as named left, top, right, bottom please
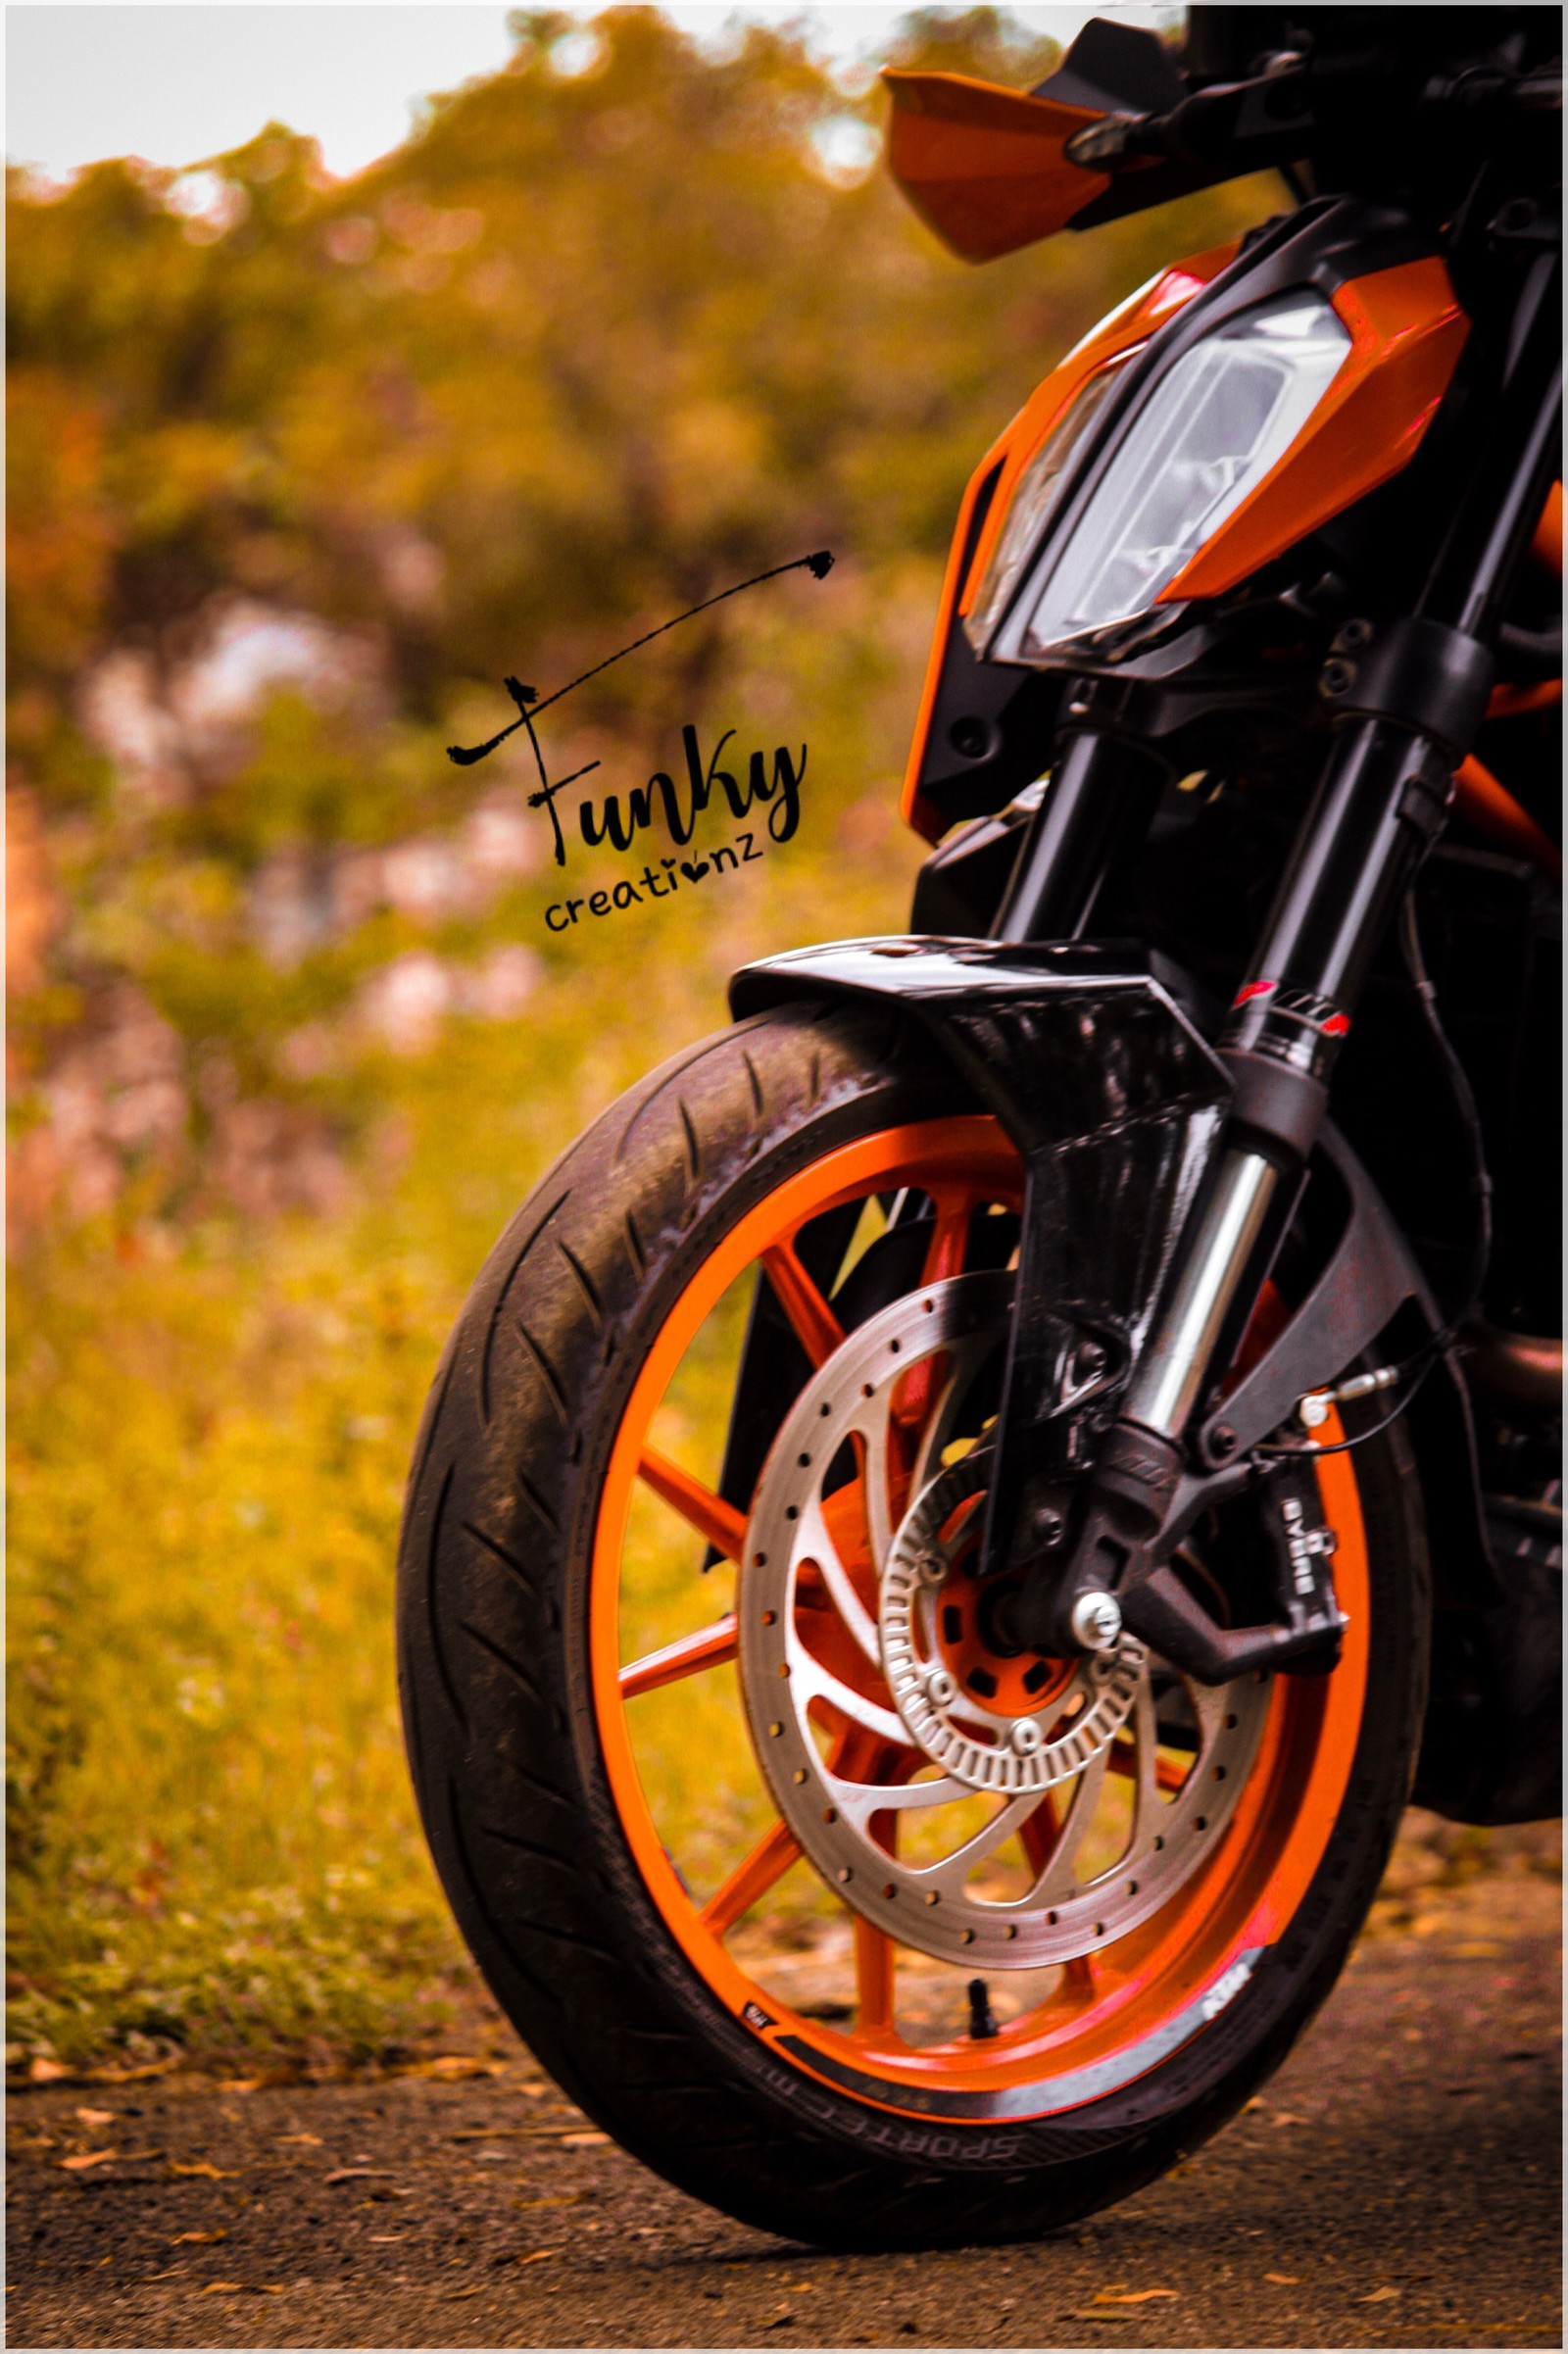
left=1007, top=659, right=1496, bottom=1655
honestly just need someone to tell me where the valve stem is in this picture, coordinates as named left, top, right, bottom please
left=967, top=1978, right=1000, bottom=2040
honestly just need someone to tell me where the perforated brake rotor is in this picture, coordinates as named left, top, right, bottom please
left=739, top=1272, right=1273, bottom=1971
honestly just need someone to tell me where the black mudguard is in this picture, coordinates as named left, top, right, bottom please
left=730, top=934, right=1501, bottom=1612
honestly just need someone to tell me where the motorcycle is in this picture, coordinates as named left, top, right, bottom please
left=397, top=9, right=1561, bottom=2250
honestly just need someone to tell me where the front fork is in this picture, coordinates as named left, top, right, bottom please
left=1000, top=693, right=1490, bottom=1655
left=1008, top=692, right=1493, bottom=1659
left=1005, top=256, right=1560, bottom=1658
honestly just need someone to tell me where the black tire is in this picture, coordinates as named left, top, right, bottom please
left=396, top=1002, right=1430, bottom=2252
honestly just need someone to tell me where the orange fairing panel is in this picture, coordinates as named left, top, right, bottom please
left=882, top=70, right=1111, bottom=264
left=900, top=246, right=1239, bottom=841
left=1158, top=257, right=1469, bottom=605
left=901, top=454, right=1002, bottom=843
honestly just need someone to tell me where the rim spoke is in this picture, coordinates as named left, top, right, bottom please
left=894, top=1328, right=1004, bottom=1515
left=889, top=1200, right=973, bottom=1436
left=699, top=1817, right=802, bottom=1937
left=761, top=1243, right=845, bottom=1369
left=920, top=1190, right=974, bottom=1287
left=1019, top=1790, right=1059, bottom=1874
left=855, top=1918, right=896, bottom=2033
left=637, top=1447, right=747, bottom=1563
left=1060, top=1953, right=1098, bottom=1996
left=619, top=1614, right=737, bottom=1699
left=908, top=1361, right=963, bottom=1496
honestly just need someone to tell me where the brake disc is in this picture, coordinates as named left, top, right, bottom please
left=739, top=1271, right=1272, bottom=1970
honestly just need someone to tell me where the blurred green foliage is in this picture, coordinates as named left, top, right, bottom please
left=6, top=5, right=1277, bottom=2068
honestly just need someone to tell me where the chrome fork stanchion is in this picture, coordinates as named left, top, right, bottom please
left=1118, top=1148, right=1280, bottom=1443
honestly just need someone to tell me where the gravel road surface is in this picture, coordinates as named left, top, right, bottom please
left=9, top=1823, right=1559, bottom=2350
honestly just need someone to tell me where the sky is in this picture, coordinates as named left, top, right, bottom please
left=6, top=2, right=1173, bottom=183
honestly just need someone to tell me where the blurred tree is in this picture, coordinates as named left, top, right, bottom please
left=5, top=6, right=1287, bottom=2071
left=6, top=3, right=1273, bottom=1221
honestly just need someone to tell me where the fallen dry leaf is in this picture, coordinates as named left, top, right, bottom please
left=171, top=2230, right=228, bottom=2247
left=87, top=2058, right=179, bottom=2084
left=1266, top=2273, right=1300, bottom=2285
left=1271, top=2111, right=1305, bottom=2127
left=216, top=2079, right=261, bottom=2093
left=274, top=2133, right=323, bottom=2146
left=1093, top=2288, right=1179, bottom=2305
left=560, top=2130, right=610, bottom=2147
left=499, top=2249, right=558, bottom=2267
left=324, top=2166, right=394, bottom=2183
left=29, top=2057, right=72, bottom=2084
left=201, top=2281, right=247, bottom=2295
left=169, top=2160, right=239, bottom=2179
left=75, top=2106, right=117, bottom=2128
left=405, top=2054, right=507, bottom=2081
left=1360, top=2286, right=1401, bottom=2303
left=60, top=2149, right=118, bottom=2171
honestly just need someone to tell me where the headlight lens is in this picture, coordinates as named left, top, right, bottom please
left=961, top=352, right=1139, bottom=656
left=998, top=291, right=1351, bottom=660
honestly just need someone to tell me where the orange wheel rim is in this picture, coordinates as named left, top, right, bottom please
left=589, top=1117, right=1370, bottom=2122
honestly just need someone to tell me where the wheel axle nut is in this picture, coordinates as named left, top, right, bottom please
left=1069, top=1591, right=1122, bottom=1652
left=923, top=1665, right=956, bottom=1706
left=1009, top=1717, right=1044, bottom=1756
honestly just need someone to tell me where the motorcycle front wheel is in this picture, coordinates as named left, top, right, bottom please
left=397, top=1002, right=1429, bottom=2250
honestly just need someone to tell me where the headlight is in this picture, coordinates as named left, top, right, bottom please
left=989, top=291, right=1352, bottom=662
left=961, top=351, right=1140, bottom=656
